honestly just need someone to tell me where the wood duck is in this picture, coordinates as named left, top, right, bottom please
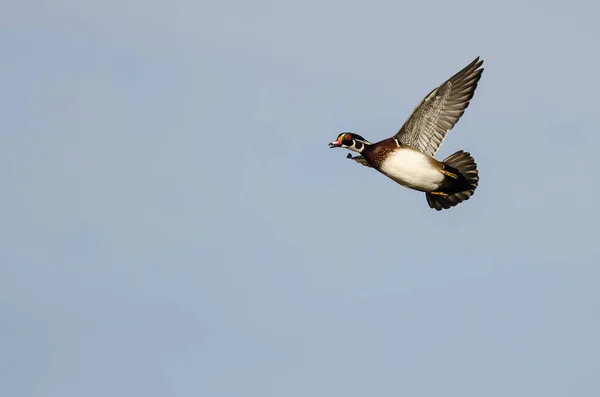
left=329, top=57, right=484, bottom=211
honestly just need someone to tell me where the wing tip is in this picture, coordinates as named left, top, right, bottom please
left=470, top=56, right=485, bottom=71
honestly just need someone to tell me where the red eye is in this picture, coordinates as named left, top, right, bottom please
left=345, top=134, right=352, bottom=140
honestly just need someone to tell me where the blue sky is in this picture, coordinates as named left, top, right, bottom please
left=2, top=0, right=599, bottom=396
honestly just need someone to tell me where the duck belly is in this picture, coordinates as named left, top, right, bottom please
left=379, top=149, right=444, bottom=192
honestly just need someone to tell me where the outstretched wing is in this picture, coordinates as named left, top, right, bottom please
left=346, top=154, right=372, bottom=168
left=394, top=57, right=484, bottom=157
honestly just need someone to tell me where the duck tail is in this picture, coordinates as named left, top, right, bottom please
left=426, top=150, right=479, bottom=211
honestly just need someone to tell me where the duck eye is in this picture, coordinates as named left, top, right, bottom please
left=344, top=134, right=352, bottom=140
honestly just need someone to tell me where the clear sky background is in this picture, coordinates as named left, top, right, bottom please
left=2, top=0, right=600, bottom=396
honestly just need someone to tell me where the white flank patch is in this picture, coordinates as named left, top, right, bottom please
left=380, top=149, right=444, bottom=192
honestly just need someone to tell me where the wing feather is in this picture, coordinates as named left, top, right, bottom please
left=346, top=154, right=372, bottom=168
left=393, top=57, right=484, bottom=156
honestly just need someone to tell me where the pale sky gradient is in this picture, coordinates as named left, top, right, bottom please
left=2, top=1, right=600, bottom=396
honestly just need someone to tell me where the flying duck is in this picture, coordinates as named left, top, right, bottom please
left=329, top=57, right=484, bottom=211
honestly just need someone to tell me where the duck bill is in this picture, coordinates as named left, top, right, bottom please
left=329, top=139, right=342, bottom=148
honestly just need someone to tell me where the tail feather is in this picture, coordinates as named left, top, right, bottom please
left=426, top=150, right=479, bottom=211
